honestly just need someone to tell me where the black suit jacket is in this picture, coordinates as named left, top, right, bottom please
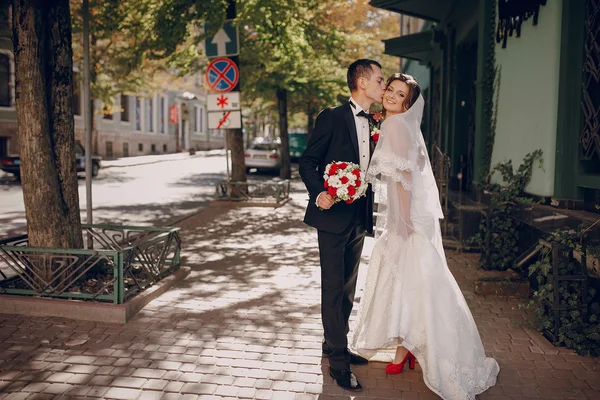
left=299, top=102, right=374, bottom=235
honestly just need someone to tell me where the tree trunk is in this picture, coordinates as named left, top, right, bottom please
left=307, top=101, right=316, bottom=142
left=13, top=0, right=83, bottom=251
left=277, top=87, right=290, bottom=179
left=228, top=129, right=246, bottom=182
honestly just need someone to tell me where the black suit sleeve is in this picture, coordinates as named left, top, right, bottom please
left=299, top=108, right=332, bottom=199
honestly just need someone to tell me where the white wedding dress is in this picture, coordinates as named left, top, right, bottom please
left=350, top=96, right=499, bottom=400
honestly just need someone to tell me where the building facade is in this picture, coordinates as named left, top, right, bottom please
left=0, top=5, right=225, bottom=160
left=371, top=0, right=600, bottom=211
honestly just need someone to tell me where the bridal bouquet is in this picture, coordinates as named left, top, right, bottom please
left=323, top=161, right=368, bottom=204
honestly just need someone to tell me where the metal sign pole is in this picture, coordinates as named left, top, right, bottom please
left=83, top=0, right=93, bottom=248
left=225, top=130, right=231, bottom=181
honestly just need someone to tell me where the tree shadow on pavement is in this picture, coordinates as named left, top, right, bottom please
left=0, top=189, right=454, bottom=399
left=91, top=200, right=213, bottom=227
left=0, top=212, right=27, bottom=239
left=3, top=188, right=596, bottom=399
left=0, top=192, right=347, bottom=397
left=168, top=173, right=232, bottom=189
left=79, top=169, right=135, bottom=185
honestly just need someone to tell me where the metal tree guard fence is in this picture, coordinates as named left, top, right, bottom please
left=0, top=225, right=181, bottom=304
left=538, top=240, right=590, bottom=343
left=215, top=180, right=290, bottom=204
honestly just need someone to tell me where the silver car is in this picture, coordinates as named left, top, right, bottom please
left=245, top=138, right=281, bottom=173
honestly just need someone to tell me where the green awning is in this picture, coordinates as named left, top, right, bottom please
left=383, top=31, right=433, bottom=61
left=369, top=0, right=448, bottom=22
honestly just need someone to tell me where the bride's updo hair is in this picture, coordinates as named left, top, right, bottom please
left=384, top=73, right=421, bottom=112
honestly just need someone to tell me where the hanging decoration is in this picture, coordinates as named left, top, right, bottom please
left=581, top=0, right=600, bottom=160
left=496, top=0, right=547, bottom=48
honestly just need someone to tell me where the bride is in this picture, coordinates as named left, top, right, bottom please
left=350, top=73, right=499, bottom=399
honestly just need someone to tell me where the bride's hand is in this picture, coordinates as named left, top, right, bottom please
left=417, top=151, right=426, bottom=172
left=394, top=223, right=414, bottom=238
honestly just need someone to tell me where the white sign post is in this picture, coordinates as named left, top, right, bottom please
left=208, top=111, right=242, bottom=129
left=204, top=20, right=239, bottom=58
left=207, top=92, right=241, bottom=112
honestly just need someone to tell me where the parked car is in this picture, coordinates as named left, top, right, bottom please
left=1, top=142, right=102, bottom=180
left=244, top=138, right=281, bottom=174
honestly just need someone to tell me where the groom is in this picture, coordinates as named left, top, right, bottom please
left=299, top=59, right=385, bottom=391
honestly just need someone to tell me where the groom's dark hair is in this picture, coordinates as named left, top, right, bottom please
left=347, top=59, right=382, bottom=92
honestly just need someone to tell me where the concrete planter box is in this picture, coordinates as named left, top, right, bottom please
left=0, top=225, right=186, bottom=323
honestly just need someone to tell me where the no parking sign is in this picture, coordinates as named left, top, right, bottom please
left=205, top=57, right=239, bottom=93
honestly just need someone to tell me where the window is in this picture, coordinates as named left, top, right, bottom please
left=0, top=137, right=8, bottom=158
left=251, top=142, right=280, bottom=151
left=73, top=72, right=81, bottom=116
left=0, top=5, right=11, bottom=39
left=160, top=97, right=166, bottom=133
left=105, top=141, right=113, bottom=158
left=135, top=97, right=142, bottom=130
left=147, top=98, right=154, bottom=132
left=103, top=103, right=113, bottom=120
left=123, top=142, right=129, bottom=157
left=151, top=144, right=156, bottom=153
left=0, top=53, right=10, bottom=107
left=138, top=143, right=143, bottom=152
left=163, top=144, right=167, bottom=152
left=121, top=95, right=130, bottom=122
left=199, top=107, right=204, bottom=132
left=193, top=105, right=205, bottom=133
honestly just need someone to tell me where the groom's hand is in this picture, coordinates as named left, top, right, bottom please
left=316, top=191, right=335, bottom=210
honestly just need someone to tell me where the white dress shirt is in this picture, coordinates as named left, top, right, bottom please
left=349, top=97, right=371, bottom=173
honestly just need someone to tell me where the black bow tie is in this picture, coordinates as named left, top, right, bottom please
left=356, top=110, right=372, bottom=119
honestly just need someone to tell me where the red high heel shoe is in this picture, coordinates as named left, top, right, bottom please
left=385, top=351, right=416, bottom=375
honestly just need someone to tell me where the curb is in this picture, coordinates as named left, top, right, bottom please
left=103, top=151, right=226, bottom=169
left=0, top=267, right=191, bottom=324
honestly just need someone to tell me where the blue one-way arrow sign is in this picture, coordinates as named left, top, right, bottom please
left=204, top=20, right=239, bottom=58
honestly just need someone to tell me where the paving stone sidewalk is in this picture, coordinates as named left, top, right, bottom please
left=0, top=186, right=599, bottom=400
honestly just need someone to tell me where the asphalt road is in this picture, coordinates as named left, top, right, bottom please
left=0, top=154, right=233, bottom=239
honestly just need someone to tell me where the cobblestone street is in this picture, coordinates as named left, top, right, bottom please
left=1, top=188, right=599, bottom=399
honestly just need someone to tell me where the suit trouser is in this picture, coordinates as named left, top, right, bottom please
left=317, top=212, right=366, bottom=370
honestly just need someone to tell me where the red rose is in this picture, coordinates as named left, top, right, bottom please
left=372, top=133, right=379, bottom=142
left=337, top=162, right=348, bottom=170
left=355, top=179, right=361, bottom=188
left=328, top=165, right=338, bottom=175
left=348, top=186, right=356, bottom=196
left=324, top=180, right=329, bottom=188
left=351, top=169, right=360, bottom=178
left=327, top=186, right=337, bottom=196
left=372, top=112, right=383, bottom=122
left=345, top=199, right=354, bottom=204
left=340, top=176, right=349, bottom=184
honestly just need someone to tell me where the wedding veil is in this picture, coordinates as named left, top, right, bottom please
left=366, top=95, right=444, bottom=242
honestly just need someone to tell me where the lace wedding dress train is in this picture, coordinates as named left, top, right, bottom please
left=350, top=228, right=499, bottom=399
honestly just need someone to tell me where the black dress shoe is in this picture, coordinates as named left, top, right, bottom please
left=322, top=343, right=369, bottom=365
left=329, top=367, right=362, bottom=391
left=349, top=352, right=368, bottom=365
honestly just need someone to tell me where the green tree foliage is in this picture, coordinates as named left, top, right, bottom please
left=70, top=0, right=228, bottom=102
